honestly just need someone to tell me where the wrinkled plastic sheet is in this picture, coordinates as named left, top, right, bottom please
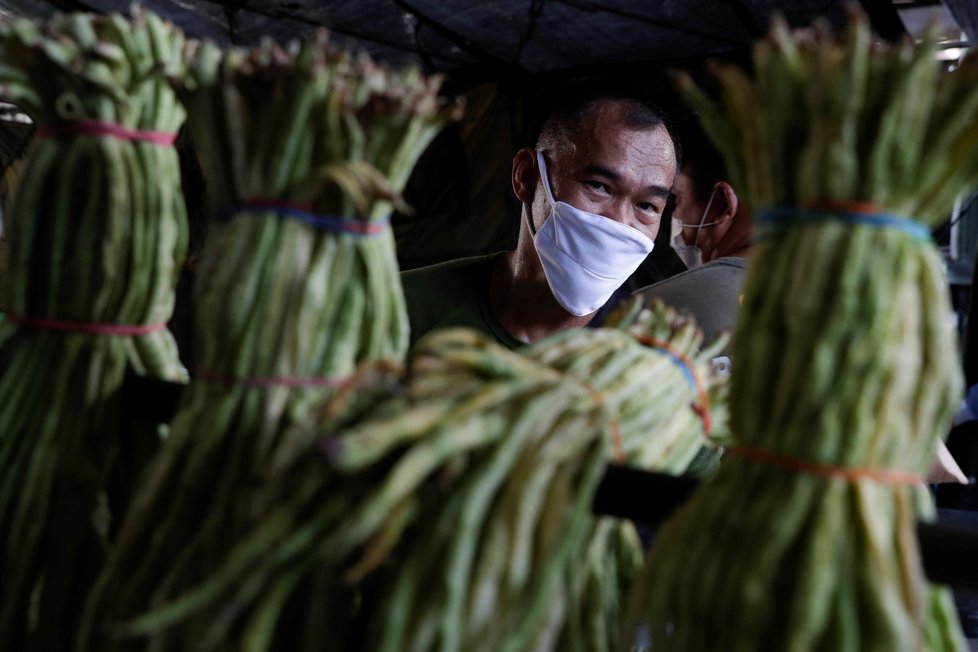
left=0, top=0, right=855, bottom=73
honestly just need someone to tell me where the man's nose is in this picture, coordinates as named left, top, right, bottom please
left=600, top=201, right=631, bottom=227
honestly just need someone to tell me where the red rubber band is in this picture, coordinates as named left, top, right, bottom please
left=633, top=334, right=713, bottom=437
left=5, top=314, right=166, bottom=335
left=36, top=119, right=177, bottom=145
left=729, top=444, right=925, bottom=485
left=194, top=369, right=350, bottom=389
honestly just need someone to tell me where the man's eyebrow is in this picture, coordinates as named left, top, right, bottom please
left=582, top=163, right=622, bottom=182
left=648, top=185, right=672, bottom=200
left=581, top=164, right=671, bottom=198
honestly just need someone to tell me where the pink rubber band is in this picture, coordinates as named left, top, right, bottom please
left=5, top=314, right=167, bottom=335
left=37, top=119, right=177, bottom=146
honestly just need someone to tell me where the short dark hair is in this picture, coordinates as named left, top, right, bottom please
left=531, top=77, right=680, bottom=164
left=674, top=115, right=726, bottom=204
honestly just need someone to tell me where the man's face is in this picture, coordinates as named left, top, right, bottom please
left=671, top=170, right=707, bottom=246
left=531, top=100, right=677, bottom=242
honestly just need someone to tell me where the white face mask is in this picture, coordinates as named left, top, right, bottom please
left=529, top=150, right=655, bottom=316
left=670, top=216, right=703, bottom=269
left=669, top=186, right=718, bottom=269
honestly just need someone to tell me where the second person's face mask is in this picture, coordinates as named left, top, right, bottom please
left=670, top=185, right=719, bottom=269
left=528, top=150, right=655, bottom=316
left=670, top=215, right=703, bottom=269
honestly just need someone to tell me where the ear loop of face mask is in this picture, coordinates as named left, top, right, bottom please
left=681, top=185, right=720, bottom=247
left=523, top=150, right=552, bottom=238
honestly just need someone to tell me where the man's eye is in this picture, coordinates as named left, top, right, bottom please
left=637, top=202, right=659, bottom=214
left=584, top=180, right=607, bottom=192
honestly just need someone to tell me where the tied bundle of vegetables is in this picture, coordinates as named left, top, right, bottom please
left=79, top=31, right=457, bottom=651
left=0, top=9, right=188, bottom=649
left=94, top=328, right=611, bottom=651
left=527, top=297, right=730, bottom=471
left=361, top=308, right=726, bottom=652
left=523, top=301, right=725, bottom=647
left=626, top=10, right=978, bottom=652
left=521, top=298, right=728, bottom=652
left=105, top=299, right=727, bottom=652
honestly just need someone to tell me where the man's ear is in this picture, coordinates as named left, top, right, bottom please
left=512, top=148, right=539, bottom=204
left=715, top=181, right=739, bottom=225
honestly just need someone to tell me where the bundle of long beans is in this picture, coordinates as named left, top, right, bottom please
left=527, top=297, right=730, bottom=470
left=94, top=328, right=609, bottom=651
left=0, top=10, right=187, bottom=649
left=79, top=31, right=457, bottom=651
left=626, top=10, right=978, bottom=651
left=106, top=298, right=727, bottom=652
left=524, top=298, right=728, bottom=652
left=362, top=307, right=727, bottom=652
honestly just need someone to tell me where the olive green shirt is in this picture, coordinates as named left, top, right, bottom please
left=401, top=254, right=524, bottom=350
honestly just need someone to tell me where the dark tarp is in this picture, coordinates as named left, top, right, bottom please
left=0, top=1, right=871, bottom=75
left=0, top=0, right=907, bottom=269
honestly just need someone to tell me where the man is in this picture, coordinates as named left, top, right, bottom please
left=635, top=119, right=752, bottom=348
left=403, top=79, right=678, bottom=348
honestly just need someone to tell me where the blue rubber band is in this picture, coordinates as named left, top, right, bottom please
left=657, top=348, right=698, bottom=396
left=218, top=202, right=388, bottom=237
left=756, top=207, right=931, bottom=242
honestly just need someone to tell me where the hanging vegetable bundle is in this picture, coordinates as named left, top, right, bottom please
left=79, top=31, right=458, bottom=651
left=102, top=299, right=727, bottom=652
left=0, top=9, right=188, bottom=649
left=626, top=10, right=978, bottom=652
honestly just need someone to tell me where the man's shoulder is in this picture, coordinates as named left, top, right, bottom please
left=632, top=257, right=748, bottom=346
left=706, top=256, right=748, bottom=271
left=402, top=253, right=499, bottom=301
left=402, top=253, right=511, bottom=348
left=636, top=256, right=746, bottom=294
left=402, top=253, right=495, bottom=281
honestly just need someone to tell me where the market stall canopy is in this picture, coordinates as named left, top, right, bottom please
left=0, top=0, right=897, bottom=78
left=0, top=1, right=958, bottom=269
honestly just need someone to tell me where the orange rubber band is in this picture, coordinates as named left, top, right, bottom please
left=581, top=383, right=625, bottom=463
left=729, top=444, right=924, bottom=485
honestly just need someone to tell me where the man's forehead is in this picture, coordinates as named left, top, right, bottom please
left=672, top=172, right=695, bottom=194
left=671, top=176, right=701, bottom=207
left=561, top=124, right=673, bottom=163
